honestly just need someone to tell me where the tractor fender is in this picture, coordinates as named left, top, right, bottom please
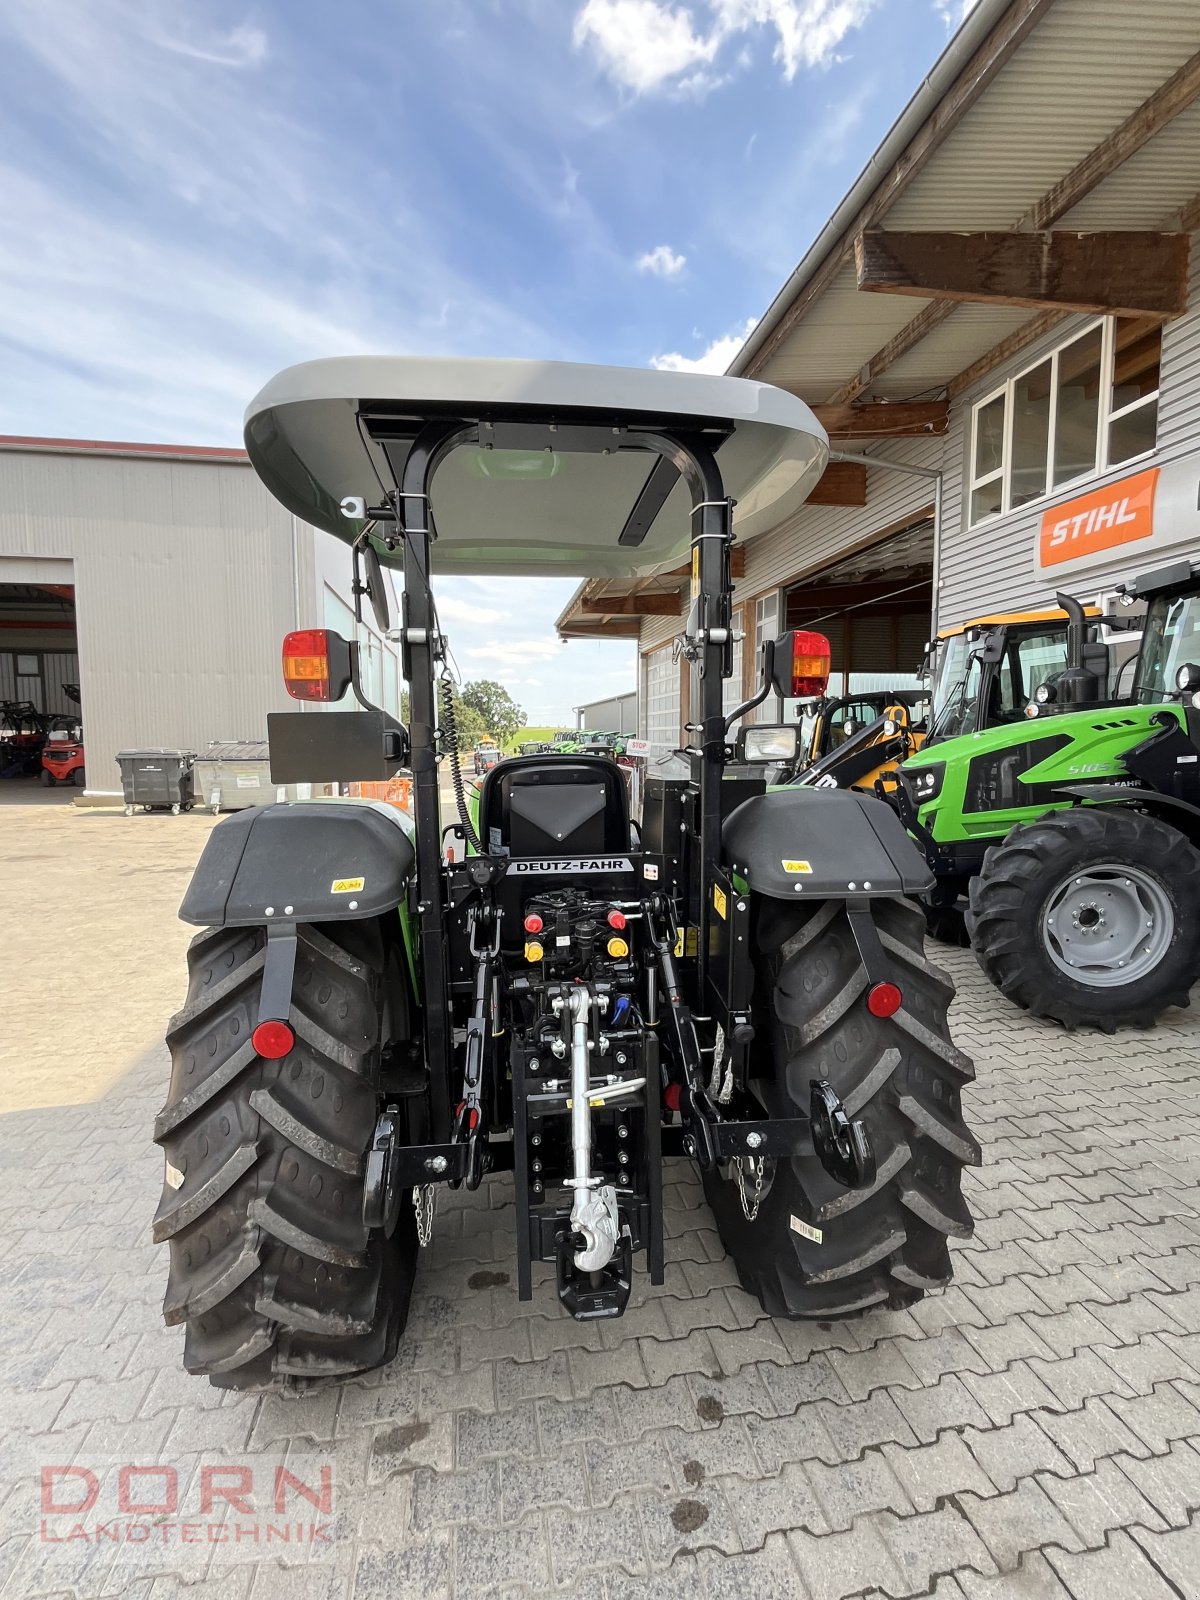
left=1054, top=785, right=1200, bottom=849
left=722, top=787, right=934, bottom=899
left=179, top=799, right=416, bottom=927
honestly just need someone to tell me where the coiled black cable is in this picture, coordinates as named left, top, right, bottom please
left=439, top=673, right=481, bottom=852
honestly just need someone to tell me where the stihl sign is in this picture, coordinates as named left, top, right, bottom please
left=1038, top=468, right=1158, bottom=568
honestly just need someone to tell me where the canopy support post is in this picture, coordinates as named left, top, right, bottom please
left=397, top=420, right=473, bottom=1142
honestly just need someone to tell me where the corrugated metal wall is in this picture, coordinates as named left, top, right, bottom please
left=0, top=450, right=302, bottom=789
left=937, top=230, right=1200, bottom=624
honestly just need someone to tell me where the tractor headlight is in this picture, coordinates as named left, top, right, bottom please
left=737, top=724, right=799, bottom=763
left=1035, top=683, right=1056, bottom=704
left=910, top=763, right=945, bottom=805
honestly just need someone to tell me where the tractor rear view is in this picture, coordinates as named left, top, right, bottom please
left=897, top=564, right=1200, bottom=1030
left=154, top=357, right=980, bottom=1390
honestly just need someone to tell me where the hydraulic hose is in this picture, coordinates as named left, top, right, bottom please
left=439, top=674, right=480, bottom=851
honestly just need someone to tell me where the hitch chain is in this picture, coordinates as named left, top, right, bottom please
left=735, top=1154, right=765, bottom=1222
left=413, top=1184, right=436, bottom=1248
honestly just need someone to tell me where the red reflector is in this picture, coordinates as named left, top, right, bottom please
left=252, top=1020, right=295, bottom=1059
left=523, top=913, right=544, bottom=934
left=607, top=909, right=626, bottom=931
left=664, top=1083, right=682, bottom=1112
left=867, top=982, right=903, bottom=1019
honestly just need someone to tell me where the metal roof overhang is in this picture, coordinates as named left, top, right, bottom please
left=728, top=0, right=1200, bottom=408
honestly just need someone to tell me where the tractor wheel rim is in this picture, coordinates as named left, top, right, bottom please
left=1042, top=862, right=1174, bottom=988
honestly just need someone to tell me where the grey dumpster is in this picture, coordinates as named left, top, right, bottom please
left=196, top=740, right=276, bottom=813
left=116, top=749, right=197, bottom=815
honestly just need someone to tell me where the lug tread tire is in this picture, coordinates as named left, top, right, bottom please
left=966, top=809, right=1200, bottom=1032
left=154, top=923, right=416, bottom=1390
left=704, top=894, right=978, bottom=1320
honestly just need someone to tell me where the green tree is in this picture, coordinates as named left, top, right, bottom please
left=460, top=679, right=526, bottom=745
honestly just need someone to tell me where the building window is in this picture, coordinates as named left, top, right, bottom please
left=968, top=318, right=1162, bottom=525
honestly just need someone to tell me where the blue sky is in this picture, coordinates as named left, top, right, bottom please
left=0, top=0, right=972, bottom=722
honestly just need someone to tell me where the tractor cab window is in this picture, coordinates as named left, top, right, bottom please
left=828, top=700, right=881, bottom=745
left=928, top=632, right=981, bottom=739
left=1002, top=628, right=1077, bottom=711
left=1133, top=590, right=1200, bottom=702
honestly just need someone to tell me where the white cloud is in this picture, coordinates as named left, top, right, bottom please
left=146, top=20, right=268, bottom=68
left=650, top=316, right=757, bottom=374
left=460, top=638, right=566, bottom=669
left=574, top=0, right=877, bottom=96
left=434, top=594, right=506, bottom=627
left=636, top=243, right=686, bottom=277
left=573, top=0, right=720, bottom=95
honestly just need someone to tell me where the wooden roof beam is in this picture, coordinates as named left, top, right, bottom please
left=830, top=53, right=1200, bottom=409
left=1032, top=50, right=1200, bottom=230
left=855, top=229, right=1190, bottom=319
left=807, top=461, right=868, bottom=505
left=747, top=0, right=1056, bottom=376
left=811, top=400, right=949, bottom=438
left=581, top=592, right=682, bottom=617
left=558, top=618, right=643, bottom=639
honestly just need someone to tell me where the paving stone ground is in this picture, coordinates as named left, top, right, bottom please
left=3, top=795, right=1200, bottom=1598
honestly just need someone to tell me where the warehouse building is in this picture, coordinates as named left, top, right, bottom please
left=574, top=690, right=638, bottom=734
left=0, top=436, right=398, bottom=796
left=557, top=0, right=1200, bottom=754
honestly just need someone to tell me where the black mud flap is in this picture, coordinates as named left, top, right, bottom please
left=722, top=787, right=933, bottom=899
left=179, top=800, right=416, bottom=927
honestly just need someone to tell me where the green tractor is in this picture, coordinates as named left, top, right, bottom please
left=895, top=563, right=1200, bottom=1031
left=153, top=357, right=980, bottom=1390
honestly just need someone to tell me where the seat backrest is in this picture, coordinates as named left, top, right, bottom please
left=478, top=755, right=631, bottom=857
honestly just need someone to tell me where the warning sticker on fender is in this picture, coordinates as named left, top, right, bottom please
left=713, top=886, right=727, bottom=920
left=782, top=859, right=813, bottom=875
left=790, top=1215, right=822, bottom=1243
left=331, top=877, right=365, bottom=894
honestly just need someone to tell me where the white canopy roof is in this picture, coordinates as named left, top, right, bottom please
left=244, top=357, right=827, bottom=577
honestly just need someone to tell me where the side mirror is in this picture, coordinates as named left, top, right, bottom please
left=282, top=629, right=353, bottom=702
left=736, top=724, right=799, bottom=763
left=771, top=630, right=832, bottom=698
left=976, top=629, right=1006, bottom=665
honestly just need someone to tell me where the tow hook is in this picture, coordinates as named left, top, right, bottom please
left=810, top=1079, right=876, bottom=1189
left=363, top=1108, right=402, bottom=1232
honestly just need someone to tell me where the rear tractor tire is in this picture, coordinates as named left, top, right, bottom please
left=153, top=921, right=417, bottom=1390
left=705, top=894, right=980, bottom=1318
left=966, top=807, right=1200, bottom=1031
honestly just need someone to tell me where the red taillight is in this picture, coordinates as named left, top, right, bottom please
left=282, top=629, right=335, bottom=701
left=607, top=909, right=626, bottom=931
left=524, top=912, right=544, bottom=935
left=788, top=630, right=832, bottom=698
left=252, top=1020, right=295, bottom=1059
left=867, top=982, right=903, bottom=1019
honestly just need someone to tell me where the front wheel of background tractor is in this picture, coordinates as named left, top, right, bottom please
left=152, top=920, right=417, bottom=1389
left=704, top=895, right=980, bottom=1318
left=966, top=807, right=1200, bottom=1031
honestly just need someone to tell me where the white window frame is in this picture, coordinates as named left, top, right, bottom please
left=968, top=317, right=1161, bottom=527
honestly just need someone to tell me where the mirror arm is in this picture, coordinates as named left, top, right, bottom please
left=724, top=639, right=776, bottom=732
